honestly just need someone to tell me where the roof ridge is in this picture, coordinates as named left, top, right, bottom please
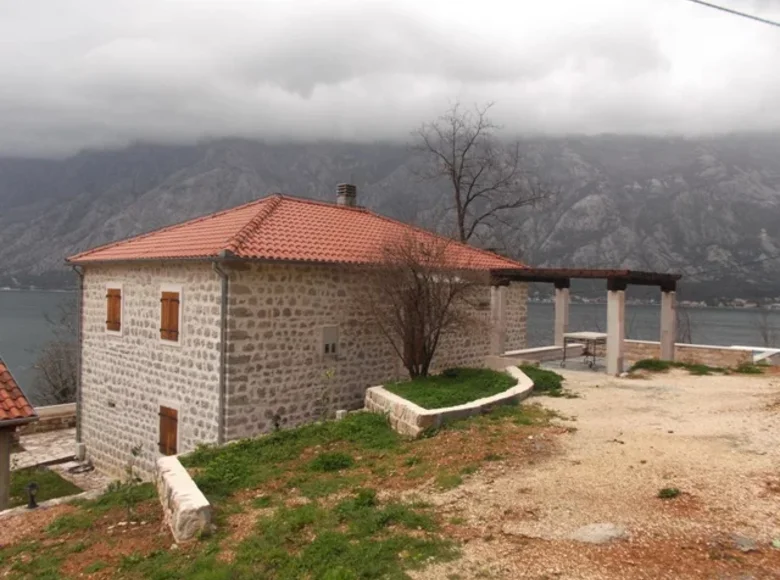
left=360, top=207, right=526, bottom=269
left=225, top=194, right=284, bottom=255
left=66, top=196, right=274, bottom=263
left=276, top=194, right=370, bottom=212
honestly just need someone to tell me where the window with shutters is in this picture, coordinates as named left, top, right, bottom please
left=105, top=285, right=122, bottom=334
left=159, top=287, right=181, bottom=343
left=158, top=406, right=178, bottom=455
left=322, top=325, right=339, bottom=357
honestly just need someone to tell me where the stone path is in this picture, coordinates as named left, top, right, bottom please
left=11, top=428, right=76, bottom=471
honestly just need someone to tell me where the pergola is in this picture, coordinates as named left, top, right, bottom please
left=489, top=268, right=683, bottom=375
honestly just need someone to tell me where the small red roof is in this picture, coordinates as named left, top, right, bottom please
left=0, top=358, right=37, bottom=424
left=67, top=194, right=525, bottom=271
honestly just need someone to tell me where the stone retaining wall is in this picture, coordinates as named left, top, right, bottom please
left=364, top=366, right=534, bottom=437
left=156, top=455, right=212, bottom=543
left=623, top=340, right=752, bottom=368
left=18, top=403, right=76, bottom=436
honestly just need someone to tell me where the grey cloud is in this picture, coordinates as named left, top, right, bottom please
left=0, top=0, right=779, bottom=157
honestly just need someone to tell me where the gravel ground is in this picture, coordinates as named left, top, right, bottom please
left=414, top=369, right=780, bottom=579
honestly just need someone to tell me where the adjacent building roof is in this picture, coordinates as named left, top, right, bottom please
left=67, top=194, right=526, bottom=271
left=0, top=358, right=37, bottom=425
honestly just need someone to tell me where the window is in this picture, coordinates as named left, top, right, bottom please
left=160, top=290, right=180, bottom=342
left=322, top=325, right=339, bottom=356
left=106, top=287, right=122, bottom=332
left=158, top=406, right=178, bottom=455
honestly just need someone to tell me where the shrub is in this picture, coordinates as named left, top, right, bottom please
left=658, top=487, right=681, bottom=499
left=734, top=363, right=764, bottom=375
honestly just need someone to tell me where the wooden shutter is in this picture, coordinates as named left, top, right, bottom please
left=160, top=291, right=180, bottom=341
left=106, top=288, right=121, bottom=331
left=159, top=406, right=178, bottom=455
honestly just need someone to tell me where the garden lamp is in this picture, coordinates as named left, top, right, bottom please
left=26, top=482, right=38, bottom=509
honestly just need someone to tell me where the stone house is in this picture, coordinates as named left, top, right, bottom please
left=67, top=186, right=528, bottom=476
left=0, top=358, right=38, bottom=509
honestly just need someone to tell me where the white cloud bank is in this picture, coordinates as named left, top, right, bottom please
left=1, top=0, right=779, bottom=156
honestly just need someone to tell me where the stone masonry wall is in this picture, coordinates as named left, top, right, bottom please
left=81, top=263, right=222, bottom=477
left=504, top=283, right=528, bottom=352
left=223, top=262, right=521, bottom=440
left=623, top=340, right=752, bottom=368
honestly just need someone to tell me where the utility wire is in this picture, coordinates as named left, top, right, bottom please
left=683, top=0, right=780, bottom=28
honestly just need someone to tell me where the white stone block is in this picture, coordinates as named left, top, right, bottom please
left=156, top=455, right=212, bottom=542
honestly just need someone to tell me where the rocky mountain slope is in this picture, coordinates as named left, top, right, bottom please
left=1, top=135, right=779, bottom=301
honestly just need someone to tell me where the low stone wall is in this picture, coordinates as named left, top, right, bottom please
left=365, top=366, right=534, bottom=437
left=623, top=340, right=752, bottom=368
left=156, top=456, right=212, bottom=542
left=503, top=344, right=586, bottom=363
left=18, top=403, right=76, bottom=435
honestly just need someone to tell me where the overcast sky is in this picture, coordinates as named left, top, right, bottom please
left=1, top=0, right=779, bottom=157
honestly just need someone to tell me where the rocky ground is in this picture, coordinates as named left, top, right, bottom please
left=414, top=368, right=780, bottom=579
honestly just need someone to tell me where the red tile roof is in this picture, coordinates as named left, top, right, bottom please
left=0, top=358, right=37, bottom=424
left=67, top=194, right=526, bottom=271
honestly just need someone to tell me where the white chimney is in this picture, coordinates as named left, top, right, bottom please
left=336, top=183, right=357, bottom=207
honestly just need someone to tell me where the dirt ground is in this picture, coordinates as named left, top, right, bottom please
left=414, top=369, right=780, bottom=580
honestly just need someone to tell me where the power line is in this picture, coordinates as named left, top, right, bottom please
left=683, top=0, right=780, bottom=28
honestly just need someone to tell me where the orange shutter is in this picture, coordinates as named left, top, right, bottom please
left=158, top=406, right=178, bottom=455
left=160, top=291, right=180, bottom=341
left=106, top=288, right=121, bottom=331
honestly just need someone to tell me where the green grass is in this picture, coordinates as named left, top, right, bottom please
left=734, top=362, right=765, bottom=374
left=384, top=368, right=516, bottom=410
left=629, top=359, right=726, bottom=376
left=308, top=451, right=355, bottom=472
left=435, top=472, right=463, bottom=490
left=9, top=466, right=83, bottom=508
left=519, top=365, right=564, bottom=393
left=182, top=412, right=400, bottom=501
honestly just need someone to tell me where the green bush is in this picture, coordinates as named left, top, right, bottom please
left=658, top=487, right=681, bottom=499
left=629, top=359, right=725, bottom=376
left=385, top=368, right=516, bottom=409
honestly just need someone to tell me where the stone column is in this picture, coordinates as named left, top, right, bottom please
left=660, top=288, right=676, bottom=361
left=490, top=286, right=507, bottom=355
left=0, top=429, right=12, bottom=511
left=554, top=279, right=571, bottom=347
left=606, top=279, right=627, bottom=376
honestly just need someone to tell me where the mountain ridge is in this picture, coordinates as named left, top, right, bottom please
left=1, top=135, right=779, bottom=302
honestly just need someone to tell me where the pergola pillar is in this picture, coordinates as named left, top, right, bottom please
left=489, top=285, right=507, bottom=355
left=606, top=279, right=626, bottom=376
left=0, top=429, right=11, bottom=511
left=660, top=285, right=676, bottom=361
left=554, top=279, right=570, bottom=347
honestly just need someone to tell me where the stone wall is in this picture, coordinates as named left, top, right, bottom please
left=623, top=340, right=753, bottom=368
left=17, top=403, right=76, bottom=436
left=156, top=455, right=212, bottom=542
left=223, top=262, right=521, bottom=441
left=365, top=365, right=534, bottom=437
left=80, top=263, right=222, bottom=476
left=504, top=283, right=528, bottom=352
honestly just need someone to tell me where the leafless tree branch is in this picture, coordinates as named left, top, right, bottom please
left=411, top=101, right=555, bottom=243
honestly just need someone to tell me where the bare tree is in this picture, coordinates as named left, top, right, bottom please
left=757, top=307, right=779, bottom=347
left=676, top=307, right=694, bottom=344
left=33, top=297, right=78, bottom=405
left=365, top=235, right=488, bottom=378
left=412, top=101, right=552, bottom=243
